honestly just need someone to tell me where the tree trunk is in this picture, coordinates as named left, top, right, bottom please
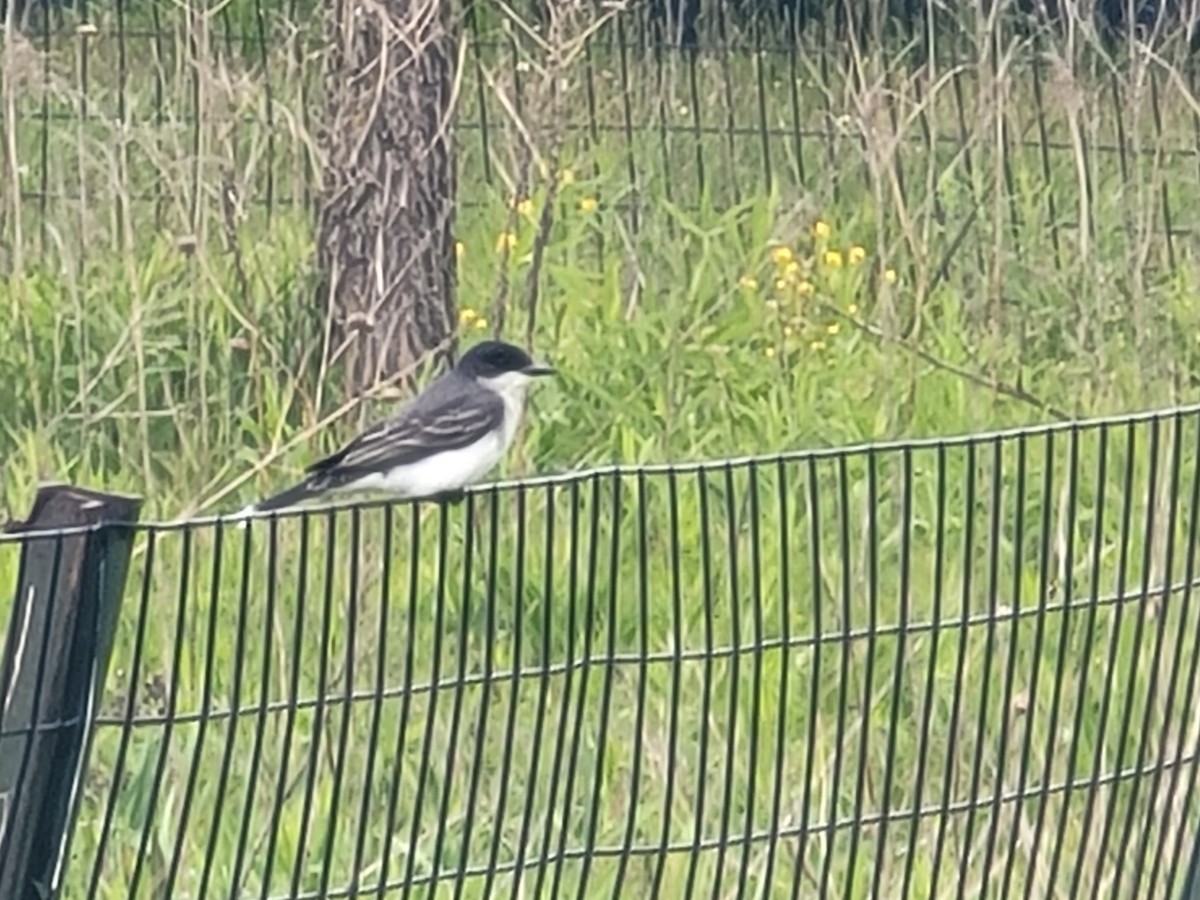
left=317, top=0, right=457, bottom=395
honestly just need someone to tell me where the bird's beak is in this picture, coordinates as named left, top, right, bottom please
left=523, top=362, right=556, bottom=377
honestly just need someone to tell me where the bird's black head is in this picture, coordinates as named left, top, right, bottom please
left=457, top=340, right=556, bottom=381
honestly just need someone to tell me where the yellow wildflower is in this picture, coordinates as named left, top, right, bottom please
left=771, top=246, right=795, bottom=267
left=495, top=231, right=517, bottom=252
left=823, top=250, right=844, bottom=268
left=812, top=220, right=831, bottom=240
left=459, top=307, right=478, bottom=324
left=739, top=275, right=759, bottom=292
left=883, top=267, right=898, bottom=285
left=474, top=317, right=488, bottom=331
left=764, top=346, right=776, bottom=359
left=783, top=260, right=801, bottom=280
left=559, top=168, right=576, bottom=186
left=810, top=339, right=827, bottom=351
left=848, top=245, right=866, bottom=265
left=515, top=197, right=535, bottom=217
left=826, top=322, right=840, bottom=335
left=796, top=280, right=815, bottom=296
left=783, top=325, right=794, bottom=337
left=847, top=303, right=859, bottom=316
left=774, top=278, right=788, bottom=292
left=579, top=196, right=598, bottom=213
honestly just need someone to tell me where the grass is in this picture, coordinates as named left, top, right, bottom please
left=3, top=2, right=1200, bottom=898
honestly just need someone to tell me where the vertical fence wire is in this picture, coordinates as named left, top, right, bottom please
left=6, top=410, right=1199, bottom=896
left=7, top=1, right=1200, bottom=260
left=5, top=2, right=1200, bottom=898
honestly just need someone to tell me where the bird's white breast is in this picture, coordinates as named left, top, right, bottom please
left=484, top=371, right=531, bottom=450
left=351, top=431, right=507, bottom=498
left=351, top=374, right=531, bottom=499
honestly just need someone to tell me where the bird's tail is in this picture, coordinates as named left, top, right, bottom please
left=249, top=479, right=325, bottom=514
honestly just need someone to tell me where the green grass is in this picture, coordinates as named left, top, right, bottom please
left=4, top=5, right=1200, bottom=898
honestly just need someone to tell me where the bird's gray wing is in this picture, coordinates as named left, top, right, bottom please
left=306, top=376, right=505, bottom=479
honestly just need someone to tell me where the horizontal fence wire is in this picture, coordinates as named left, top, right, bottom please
left=2, top=406, right=1200, bottom=897
left=6, top=1, right=1200, bottom=896
left=6, top=0, right=1200, bottom=273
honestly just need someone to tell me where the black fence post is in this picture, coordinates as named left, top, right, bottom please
left=0, top=484, right=142, bottom=900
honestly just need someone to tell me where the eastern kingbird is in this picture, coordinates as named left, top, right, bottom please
left=241, top=340, right=555, bottom=515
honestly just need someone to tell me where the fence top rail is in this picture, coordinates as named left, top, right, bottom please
left=2, top=400, right=1197, bottom=543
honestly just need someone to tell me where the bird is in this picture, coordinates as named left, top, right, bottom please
left=239, top=340, right=555, bottom=515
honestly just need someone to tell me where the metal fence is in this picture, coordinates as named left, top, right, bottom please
left=6, top=0, right=1200, bottom=266
left=3, top=406, right=1200, bottom=897
left=6, top=2, right=1200, bottom=898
